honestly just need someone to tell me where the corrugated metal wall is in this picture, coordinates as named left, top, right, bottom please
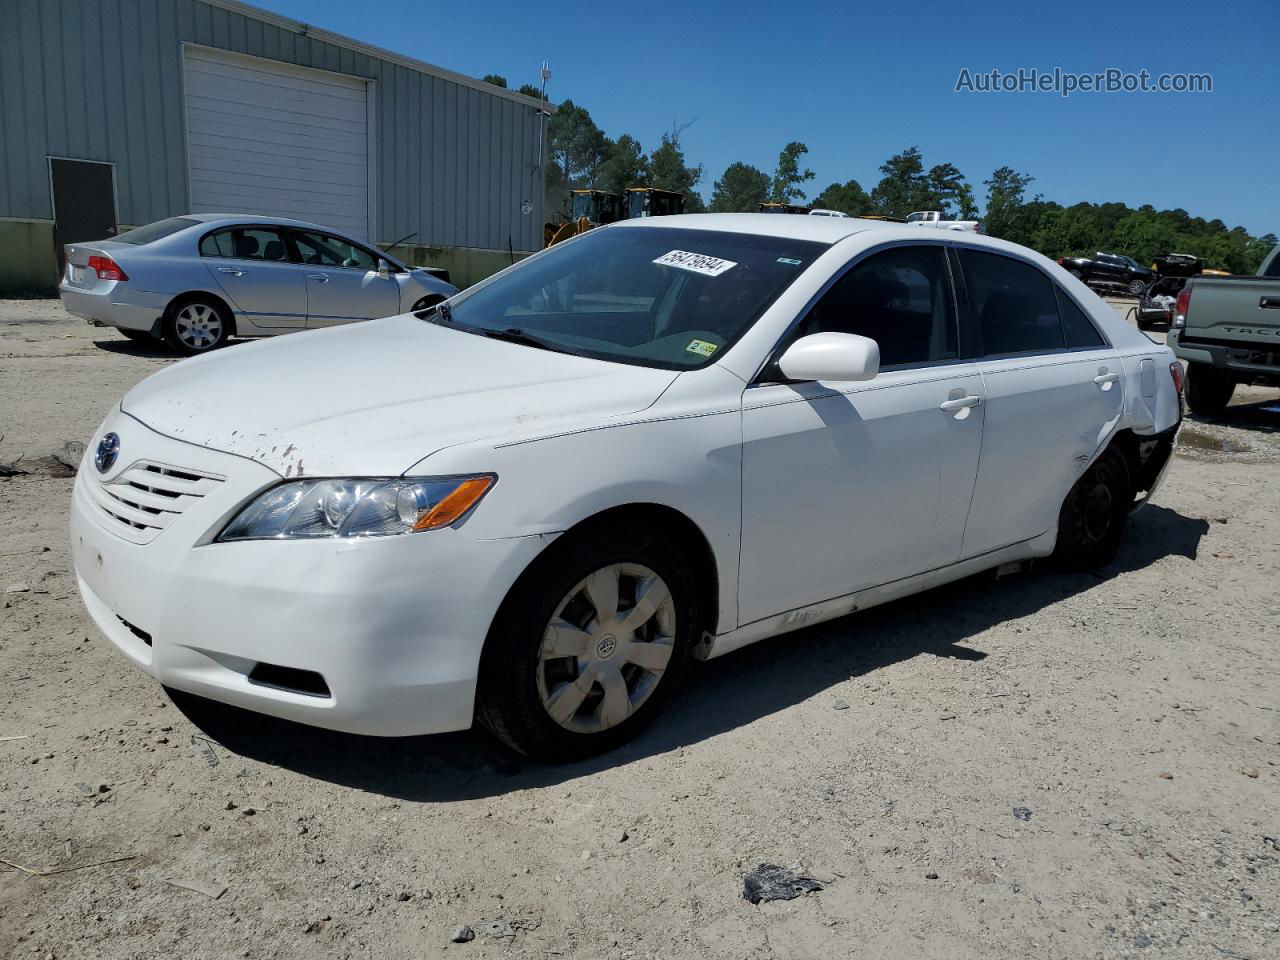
left=0, top=0, right=545, bottom=250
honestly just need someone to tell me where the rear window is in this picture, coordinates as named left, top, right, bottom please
left=113, top=217, right=200, bottom=245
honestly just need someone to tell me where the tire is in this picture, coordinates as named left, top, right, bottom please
left=117, top=328, right=159, bottom=343
left=476, top=526, right=700, bottom=762
left=1127, top=278, right=1147, bottom=297
left=1184, top=362, right=1235, bottom=417
left=163, top=297, right=231, bottom=355
left=1053, top=447, right=1132, bottom=571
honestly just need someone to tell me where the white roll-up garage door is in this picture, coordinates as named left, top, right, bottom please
left=183, top=46, right=372, bottom=239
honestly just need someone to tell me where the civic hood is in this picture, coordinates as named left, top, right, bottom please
left=121, top=315, right=680, bottom=477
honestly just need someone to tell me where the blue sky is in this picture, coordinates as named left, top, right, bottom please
left=256, top=0, right=1277, bottom=235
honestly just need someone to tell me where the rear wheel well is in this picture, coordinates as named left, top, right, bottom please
left=165, top=291, right=237, bottom=337
left=1104, top=428, right=1173, bottom=508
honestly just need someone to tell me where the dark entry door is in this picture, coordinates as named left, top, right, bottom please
left=50, top=159, right=118, bottom=275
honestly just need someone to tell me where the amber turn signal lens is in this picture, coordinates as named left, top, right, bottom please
left=412, top=476, right=495, bottom=531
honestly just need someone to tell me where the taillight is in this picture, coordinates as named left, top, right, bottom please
left=87, top=255, right=128, bottom=281
left=1056, top=257, right=1064, bottom=265
left=1169, top=362, right=1184, bottom=396
left=1172, top=287, right=1190, bottom=328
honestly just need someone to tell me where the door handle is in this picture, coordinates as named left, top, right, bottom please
left=939, top=395, right=981, bottom=412
left=307, top=274, right=330, bottom=283
left=1261, top=296, right=1280, bottom=309
left=217, top=267, right=244, bottom=276
left=1094, top=371, right=1120, bottom=388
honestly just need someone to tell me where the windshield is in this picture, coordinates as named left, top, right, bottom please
left=438, top=226, right=826, bottom=370
left=114, top=217, right=200, bottom=245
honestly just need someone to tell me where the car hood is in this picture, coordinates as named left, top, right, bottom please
left=121, top=315, right=680, bottom=477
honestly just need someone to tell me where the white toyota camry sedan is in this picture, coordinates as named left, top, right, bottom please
left=70, top=214, right=1182, bottom=761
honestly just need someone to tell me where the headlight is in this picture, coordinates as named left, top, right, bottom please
left=218, top=475, right=495, bottom=542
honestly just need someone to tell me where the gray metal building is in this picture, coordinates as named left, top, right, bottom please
left=0, top=0, right=548, bottom=292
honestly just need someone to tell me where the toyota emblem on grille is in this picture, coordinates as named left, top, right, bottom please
left=95, top=433, right=120, bottom=473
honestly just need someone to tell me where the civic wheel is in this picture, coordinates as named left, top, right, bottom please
left=165, top=298, right=230, bottom=355
left=1053, top=447, right=1131, bottom=570
left=477, top=528, right=698, bottom=762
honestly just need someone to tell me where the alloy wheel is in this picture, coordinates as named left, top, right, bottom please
left=535, top=563, right=676, bottom=734
left=174, top=303, right=224, bottom=350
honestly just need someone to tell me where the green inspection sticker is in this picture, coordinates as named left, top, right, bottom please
left=685, top=339, right=719, bottom=357
left=776, top=257, right=803, bottom=265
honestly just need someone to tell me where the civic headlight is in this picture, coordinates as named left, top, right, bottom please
left=218, top=475, right=495, bottom=542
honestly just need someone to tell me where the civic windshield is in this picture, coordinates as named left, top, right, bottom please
left=437, top=226, right=826, bottom=369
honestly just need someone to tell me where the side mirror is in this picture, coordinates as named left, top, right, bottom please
left=377, top=258, right=392, bottom=278
left=776, top=332, right=880, bottom=382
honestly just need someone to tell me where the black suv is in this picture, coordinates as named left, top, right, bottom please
left=1056, top=252, right=1153, bottom=296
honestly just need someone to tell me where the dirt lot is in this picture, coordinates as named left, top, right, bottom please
left=2, top=300, right=1278, bottom=960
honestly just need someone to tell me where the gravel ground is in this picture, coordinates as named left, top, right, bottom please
left=2, top=301, right=1278, bottom=960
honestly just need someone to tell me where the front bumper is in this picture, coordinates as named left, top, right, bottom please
left=59, top=280, right=168, bottom=333
left=70, top=411, right=548, bottom=736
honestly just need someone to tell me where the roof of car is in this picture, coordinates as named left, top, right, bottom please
left=180, top=213, right=344, bottom=233
left=609, top=212, right=886, bottom=243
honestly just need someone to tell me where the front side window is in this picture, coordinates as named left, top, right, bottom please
left=293, top=230, right=377, bottom=271
left=961, top=249, right=1066, bottom=356
left=440, top=226, right=826, bottom=370
left=200, top=227, right=290, bottom=262
left=790, top=244, right=958, bottom=367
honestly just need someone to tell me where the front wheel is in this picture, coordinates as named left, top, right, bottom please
left=164, top=297, right=231, bottom=355
left=1184, top=362, right=1235, bottom=416
left=1053, top=447, right=1132, bottom=571
left=477, top=528, right=699, bottom=762
left=1127, top=278, right=1147, bottom=297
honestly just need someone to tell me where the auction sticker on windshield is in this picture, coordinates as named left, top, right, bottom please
left=653, top=250, right=738, bottom=277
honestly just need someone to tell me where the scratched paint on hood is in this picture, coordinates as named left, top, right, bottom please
left=121, top=315, right=679, bottom=477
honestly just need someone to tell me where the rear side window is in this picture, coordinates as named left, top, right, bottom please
left=1056, top=287, right=1106, bottom=348
left=199, top=227, right=290, bottom=262
left=793, top=244, right=958, bottom=367
left=114, top=217, right=199, bottom=245
left=961, top=249, right=1066, bottom=355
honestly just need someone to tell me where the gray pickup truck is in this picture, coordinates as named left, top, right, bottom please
left=1168, top=243, right=1280, bottom=415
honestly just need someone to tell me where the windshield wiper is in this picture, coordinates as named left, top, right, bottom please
left=478, top=327, right=565, bottom=353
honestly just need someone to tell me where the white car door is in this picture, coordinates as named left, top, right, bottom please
left=291, top=229, right=402, bottom=326
left=956, top=247, right=1125, bottom=558
left=738, top=243, right=986, bottom=625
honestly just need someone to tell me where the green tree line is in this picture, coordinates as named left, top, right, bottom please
left=483, top=75, right=1275, bottom=272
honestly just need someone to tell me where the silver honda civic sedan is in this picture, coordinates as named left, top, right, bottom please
left=59, top=215, right=458, bottom=354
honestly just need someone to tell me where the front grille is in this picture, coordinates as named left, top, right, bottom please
left=86, top=461, right=225, bottom=544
